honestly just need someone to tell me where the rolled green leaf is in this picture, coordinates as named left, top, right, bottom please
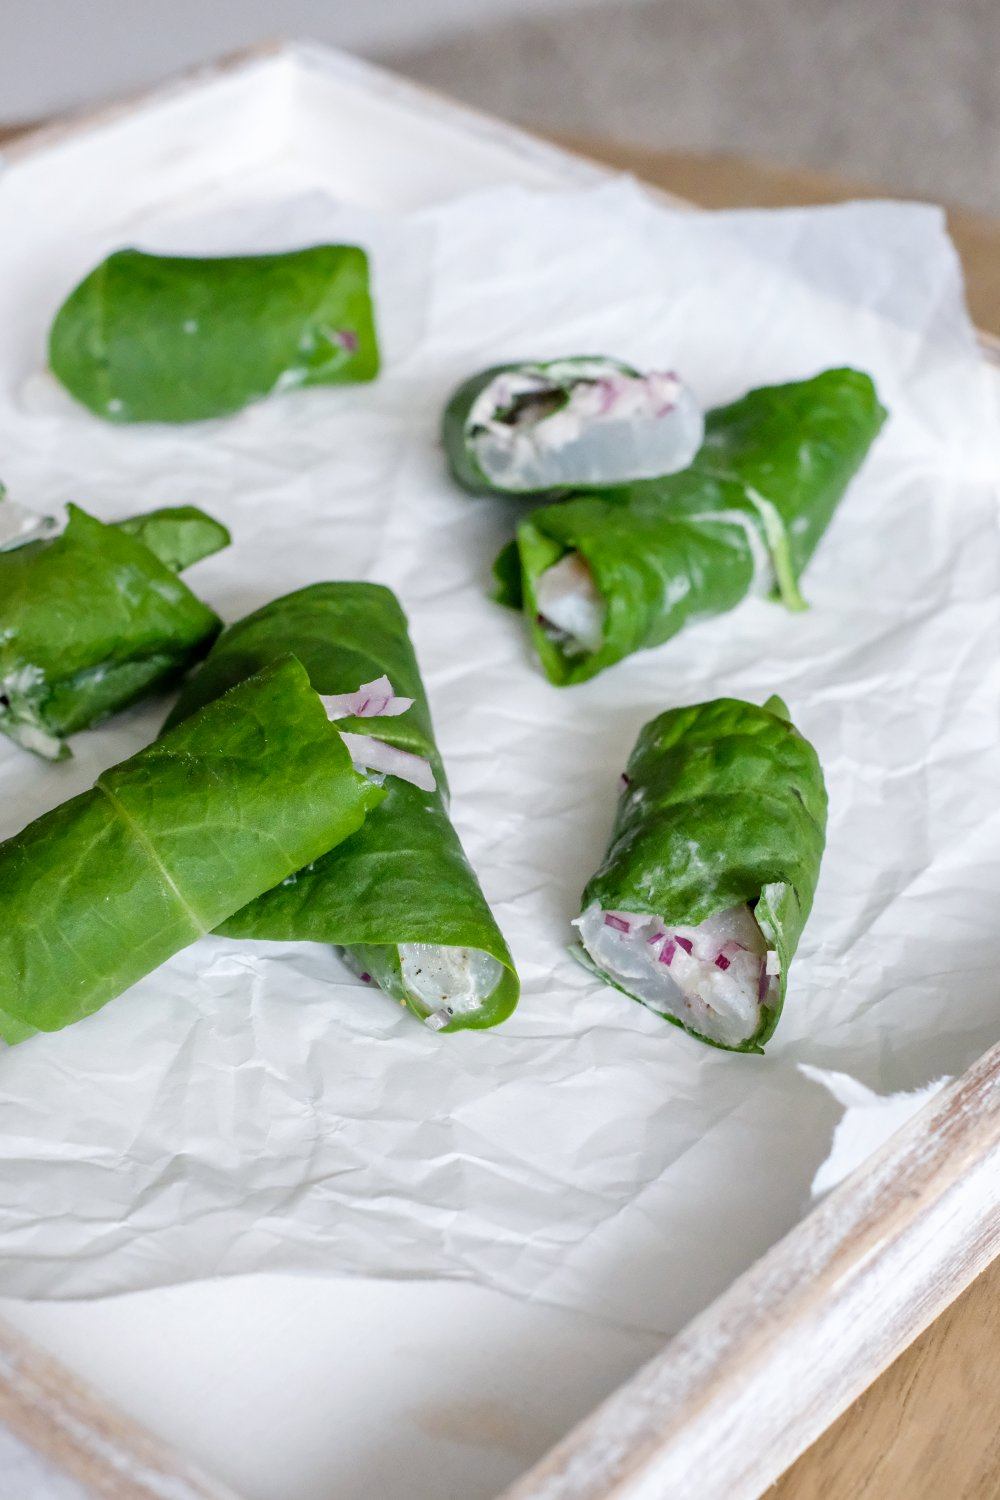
left=0, top=657, right=382, bottom=1044
left=0, top=504, right=227, bottom=759
left=165, top=582, right=519, bottom=1032
left=49, top=245, right=380, bottom=423
left=503, top=368, right=887, bottom=684
left=575, top=695, right=827, bottom=1053
left=443, top=356, right=704, bottom=496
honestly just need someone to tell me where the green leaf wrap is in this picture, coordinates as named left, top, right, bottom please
left=509, top=368, right=887, bottom=684
left=0, top=657, right=382, bottom=1042
left=580, top=695, right=827, bottom=1052
left=165, top=583, right=519, bottom=1032
left=49, top=245, right=380, bottom=423
left=0, top=505, right=227, bottom=759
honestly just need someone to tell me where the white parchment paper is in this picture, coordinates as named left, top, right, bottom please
left=0, top=172, right=997, bottom=1337
left=801, top=1067, right=951, bottom=1197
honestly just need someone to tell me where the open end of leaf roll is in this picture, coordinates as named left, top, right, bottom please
left=443, top=356, right=703, bottom=496
left=576, top=695, right=827, bottom=1052
left=576, top=900, right=776, bottom=1049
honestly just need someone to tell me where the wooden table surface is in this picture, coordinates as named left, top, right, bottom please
left=575, top=136, right=1000, bottom=1500
left=1, top=112, right=997, bottom=1498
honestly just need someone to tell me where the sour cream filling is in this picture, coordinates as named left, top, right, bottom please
left=468, top=361, right=704, bottom=491
left=399, top=943, right=505, bottom=1026
left=575, top=900, right=778, bottom=1047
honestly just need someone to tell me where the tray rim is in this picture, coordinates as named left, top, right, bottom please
left=0, top=37, right=997, bottom=1500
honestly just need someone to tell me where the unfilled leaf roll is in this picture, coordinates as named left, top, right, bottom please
left=0, top=504, right=229, bottom=759
left=49, top=245, right=380, bottom=423
left=575, top=695, right=827, bottom=1052
left=499, top=368, right=887, bottom=684
left=165, top=583, right=519, bottom=1032
left=0, top=657, right=382, bottom=1044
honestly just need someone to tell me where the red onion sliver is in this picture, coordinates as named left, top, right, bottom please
left=714, top=953, right=731, bottom=971
left=339, top=732, right=436, bottom=792
left=320, top=675, right=414, bottom=722
left=659, top=941, right=676, bottom=966
left=675, top=936, right=694, bottom=955
left=604, top=914, right=631, bottom=934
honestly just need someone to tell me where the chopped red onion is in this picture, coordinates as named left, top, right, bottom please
left=715, top=939, right=748, bottom=971
left=468, top=360, right=704, bottom=493
left=320, top=675, right=414, bottom=721
left=339, top=731, right=436, bottom=792
left=595, top=378, right=617, bottom=415
left=757, top=965, right=769, bottom=1001
left=574, top=901, right=769, bottom=1049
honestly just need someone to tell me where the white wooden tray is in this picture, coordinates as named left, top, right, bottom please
left=0, top=41, right=997, bottom=1500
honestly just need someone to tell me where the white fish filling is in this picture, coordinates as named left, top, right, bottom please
left=399, top=943, right=504, bottom=1019
left=535, top=552, right=604, bottom=655
left=468, top=361, right=704, bottom=492
left=575, top=900, right=776, bottom=1047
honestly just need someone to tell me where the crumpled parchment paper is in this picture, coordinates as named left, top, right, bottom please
left=0, top=172, right=997, bottom=1338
